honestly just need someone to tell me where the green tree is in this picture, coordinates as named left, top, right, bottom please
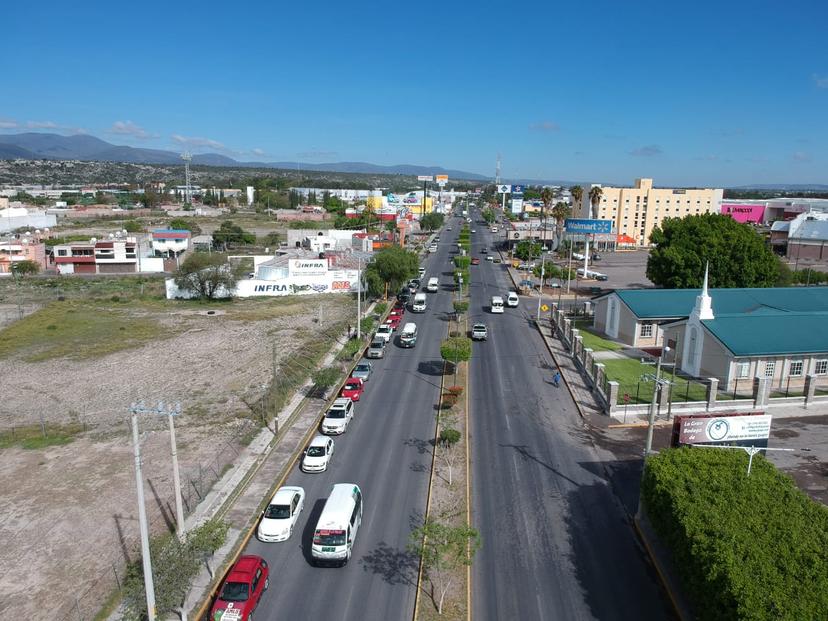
left=420, top=212, right=445, bottom=232
left=10, top=259, right=40, bottom=276
left=481, top=208, right=496, bottom=224
left=408, top=520, right=481, bottom=615
left=588, top=185, right=603, bottom=219
left=646, top=214, right=781, bottom=288
left=212, top=220, right=255, bottom=247
left=141, top=189, right=161, bottom=209
left=514, top=240, right=542, bottom=261
left=168, top=218, right=202, bottom=235
left=532, top=262, right=561, bottom=284
left=551, top=201, right=571, bottom=240
left=364, top=246, right=419, bottom=297
left=123, top=220, right=143, bottom=233
left=440, top=336, right=472, bottom=382
left=569, top=185, right=583, bottom=215
left=452, top=300, right=469, bottom=319
left=173, top=253, right=240, bottom=299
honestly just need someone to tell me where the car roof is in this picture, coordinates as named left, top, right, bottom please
left=229, top=555, right=263, bottom=579
left=473, top=323, right=486, bottom=328
left=345, top=376, right=362, bottom=384
left=332, top=397, right=352, bottom=407
left=309, top=434, right=330, bottom=447
left=270, top=486, right=303, bottom=504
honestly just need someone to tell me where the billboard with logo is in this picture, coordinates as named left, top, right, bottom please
left=289, top=259, right=328, bottom=276
left=671, top=413, right=772, bottom=448
left=720, top=202, right=765, bottom=224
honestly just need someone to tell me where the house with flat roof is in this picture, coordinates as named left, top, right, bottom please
left=592, top=276, right=828, bottom=391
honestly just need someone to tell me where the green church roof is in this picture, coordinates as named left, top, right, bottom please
left=702, top=313, right=828, bottom=356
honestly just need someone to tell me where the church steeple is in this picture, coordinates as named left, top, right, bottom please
left=692, top=262, right=714, bottom=320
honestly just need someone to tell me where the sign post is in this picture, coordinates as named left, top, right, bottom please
left=417, top=175, right=433, bottom=218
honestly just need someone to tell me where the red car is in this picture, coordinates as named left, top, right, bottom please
left=340, top=377, right=365, bottom=401
left=390, top=306, right=404, bottom=317
left=211, top=555, right=269, bottom=620
left=471, top=257, right=480, bottom=265
left=386, top=315, right=402, bottom=329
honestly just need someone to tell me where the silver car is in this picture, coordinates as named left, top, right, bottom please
left=367, top=339, right=386, bottom=359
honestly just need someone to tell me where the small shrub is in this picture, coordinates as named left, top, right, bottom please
left=442, top=394, right=458, bottom=408
left=374, top=302, right=388, bottom=315
left=439, top=428, right=461, bottom=447
left=447, top=385, right=464, bottom=397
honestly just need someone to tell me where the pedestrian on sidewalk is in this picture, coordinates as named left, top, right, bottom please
left=553, top=370, right=561, bottom=387
left=347, top=324, right=352, bottom=339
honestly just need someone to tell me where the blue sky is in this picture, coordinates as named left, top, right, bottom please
left=2, top=0, right=827, bottom=187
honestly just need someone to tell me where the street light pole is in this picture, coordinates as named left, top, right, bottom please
left=536, top=252, right=546, bottom=321
left=644, top=347, right=670, bottom=456
left=163, top=403, right=186, bottom=539
left=357, top=255, right=361, bottom=339
left=129, top=404, right=156, bottom=621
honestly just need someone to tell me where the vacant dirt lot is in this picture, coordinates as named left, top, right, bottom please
left=0, top=291, right=351, bottom=619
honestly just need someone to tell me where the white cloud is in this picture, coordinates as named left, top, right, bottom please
left=109, top=120, right=157, bottom=140
left=792, top=151, right=812, bottom=162
left=251, top=148, right=266, bottom=157
left=812, top=74, right=828, bottom=89
left=297, top=150, right=338, bottom=159
left=629, top=144, right=663, bottom=157
left=26, top=120, right=58, bottom=129
left=0, top=118, right=19, bottom=129
left=171, top=133, right=226, bottom=151
left=529, top=120, right=561, bottom=132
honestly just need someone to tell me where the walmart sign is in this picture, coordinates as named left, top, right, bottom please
left=565, top=218, right=613, bottom=234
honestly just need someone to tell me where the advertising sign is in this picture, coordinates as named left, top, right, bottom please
left=510, top=197, right=523, bottom=215
left=289, top=259, right=328, bottom=276
left=673, top=413, right=772, bottom=447
left=564, top=218, right=613, bottom=234
left=720, top=203, right=765, bottom=224
left=435, top=174, right=448, bottom=186
left=417, top=175, right=433, bottom=181
left=511, top=185, right=525, bottom=194
left=497, top=184, right=511, bottom=194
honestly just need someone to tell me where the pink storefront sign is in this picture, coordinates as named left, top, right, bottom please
left=721, top=203, right=765, bottom=223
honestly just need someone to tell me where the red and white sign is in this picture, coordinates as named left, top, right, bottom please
left=331, top=280, right=351, bottom=290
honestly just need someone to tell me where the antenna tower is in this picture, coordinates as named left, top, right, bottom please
left=181, top=151, right=192, bottom=205
left=495, top=153, right=502, bottom=186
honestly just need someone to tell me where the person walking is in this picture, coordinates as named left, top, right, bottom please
left=552, top=370, right=561, bottom=387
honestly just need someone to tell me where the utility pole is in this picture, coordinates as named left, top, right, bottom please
left=536, top=252, right=546, bottom=321
left=129, top=404, right=156, bottom=620
left=356, top=255, right=361, bottom=339
left=643, top=347, right=671, bottom=456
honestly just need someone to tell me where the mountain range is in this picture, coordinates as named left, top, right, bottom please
left=0, top=132, right=490, bottom=180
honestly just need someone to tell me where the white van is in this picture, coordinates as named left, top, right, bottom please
left=412, top=292, right=427, bottom=312
left=576, top=268, right=608, bottom=281
left=311, top=483, right=363, bottom=566
left=491, top=296, right=504, bottom=313
left=506, top=292, right=519, bottom=307
left=426, top=277, right=439, bottom=292
left=400, top=322, right=418, bottom=348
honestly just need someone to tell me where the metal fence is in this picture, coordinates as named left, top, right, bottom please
left=52, top=421, right=257, bottom=621
left=614, top=377, right=709, bottom=406
left=716, top=377, right=757, bottom=401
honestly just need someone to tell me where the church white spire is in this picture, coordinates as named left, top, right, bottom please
left=692, top=262, right=714, bottom=320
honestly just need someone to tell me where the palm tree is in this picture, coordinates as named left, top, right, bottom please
left=569, top=185, right=583, bottom=217
left=551, top=201, right=571, bottom=242
left=540, top=187, right=554, bottom=244
left=588, top=185, right=603, bottom=219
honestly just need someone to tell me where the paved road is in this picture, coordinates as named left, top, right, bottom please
left=244, top=229, right=456, bottom=621
left=468, top=216, right=674, bottom=620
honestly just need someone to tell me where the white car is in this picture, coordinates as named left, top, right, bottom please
left=486, top=255, right=494, bottom=262
left=418, top=267, right=426, bottom=278
left=258, top=486, right=305, bottom=542
left=506, top=292, right=519, bottom=307
left=376, top=325, right=394, bottom=343
left=322, top=397, right=354, bottom=434
left=302, top=435, right=335, bottom=472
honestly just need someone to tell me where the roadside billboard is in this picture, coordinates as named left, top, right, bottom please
left=435, top=174, right=449, bottom=186
left=417, top=175, right=433, bottom=181
left=497, top=184, right=511, bottom=194
left=671, top=413, right=772, bottom=448
left=565, top=218, right=613, bottom=234
left=720, top=202, right=765, bottom=224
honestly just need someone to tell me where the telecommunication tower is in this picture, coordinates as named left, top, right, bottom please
left=181, top=151, right=192, bottom=205
left=495, top=153, right=502, bottom=186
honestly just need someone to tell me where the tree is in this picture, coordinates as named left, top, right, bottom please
left=440, top=336, right=472, bottom=382
left=532, top=263, right=561, bottom=284
left=569, top=185, right=583, bottom=215
left=141, top=189, right=161, bottom=209
left=10, top=259, right=40, bottom=276
left=363, top=246, right=419, bottom=297
left=420, top=212, right=445, bottom=232
left=212, top=220, right=255, bottom=247
left=551, top=201, right=571, bottom=240
left=481, top=208, right=496, bottom=225
left=540, top=187, right=554, bottom=239
left=646, top=214, right=781, bottom=288
left=173, top=253, right=240, bottom=299
left=168, top=218, right=202, bottom=235
left=123, top=220, right=143, bottom=233
left=452, top=300, right=469, bottom=323
left=408, top=520, right=481, bottom=615
left=588, top=185, right=603, bottom=219
left=514, top=240, right=542, bottom=261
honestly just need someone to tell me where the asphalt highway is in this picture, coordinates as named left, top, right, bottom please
left=468, top=217, right=674, bottom=620
left=244, top=227, right=456, bottom=620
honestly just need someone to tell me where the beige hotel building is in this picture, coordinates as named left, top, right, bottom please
left=573, top=178, right=724, bottom=246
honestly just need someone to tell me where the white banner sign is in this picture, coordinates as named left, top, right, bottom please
left=497, top=184, right=511, bottom=194
left=289, top=258, right=328, bottom=276
left=679, top=414, right=772, bottom=444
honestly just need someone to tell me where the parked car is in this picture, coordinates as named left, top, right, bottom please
left=486, top=255, right=494, bottom=262
left=321, top=398, right=355, bottom=435
left=352, top=361, right=373, bottom=382
left=367, top=338, right=386, bottom=359
left=397, top=290, right=410, bottom=304
left=471, top=257, right=480, bottom=265
left=210, top=555, right=269, bottom=621
left=385, top=315, right=402, bottom=330
left=517, top=262, right=537, bottom=270
left=471, top=323, right=488, bottom=340
left=302, top=435, right=335, bottom=472
left=258, top=486, right=305, bottom=542
left=390, top=306, right=404, bottom=318
left=340, top=377, right=364, bottom=401
left=376, top=324, right=394, bottom=342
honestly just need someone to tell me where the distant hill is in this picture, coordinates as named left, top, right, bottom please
left=730, top=184, right=828, bottom=191
left=0, top=132, right=489, bottom=180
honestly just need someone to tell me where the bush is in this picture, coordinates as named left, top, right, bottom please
left=642, top=447, right=828, bottom=621
left=312, top=366, right=341, bottom=392
left=439, top=428, right=461, bottom=446
left=454, top=256, right=471, bottom=269
left=374, top=302, right=388, bottom=315
left=442, top=394, right=458, bottom=408
left=447, top=385, right=464, bottom=397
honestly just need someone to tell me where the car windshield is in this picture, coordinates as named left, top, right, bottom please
left=314, top=529, right=347, bottom=546
left=264, top=504, right=291, bottom=519
left=370, top=341, right=383, bottom=348
left=219, top=581, right=250, bottom=602
left=345, top=383, right=359, bottom=391
left=307, top=446, right=326, bottom=457
left=355, top=364, right=369, bottom=374
left=379, top=326, right=390, bottom=333
left=327, top=409, right=346, bottom=419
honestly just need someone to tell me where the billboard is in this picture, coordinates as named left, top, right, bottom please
left=565, top=218, right=613, bottom=234
left=289, top=258, right=328, bottom=276
left=497, top=184, right=511, bottom=194
left=511, top=185, right=525, bottom=194
left=721, top=202, right=765, bottom=224
left=417, top=175, right=433, bottom=181
left=435, top=174, right=449, bottom=186
left=510, top=197, right=523, bottom=215
left=672, top=413, right=772, bottom=448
